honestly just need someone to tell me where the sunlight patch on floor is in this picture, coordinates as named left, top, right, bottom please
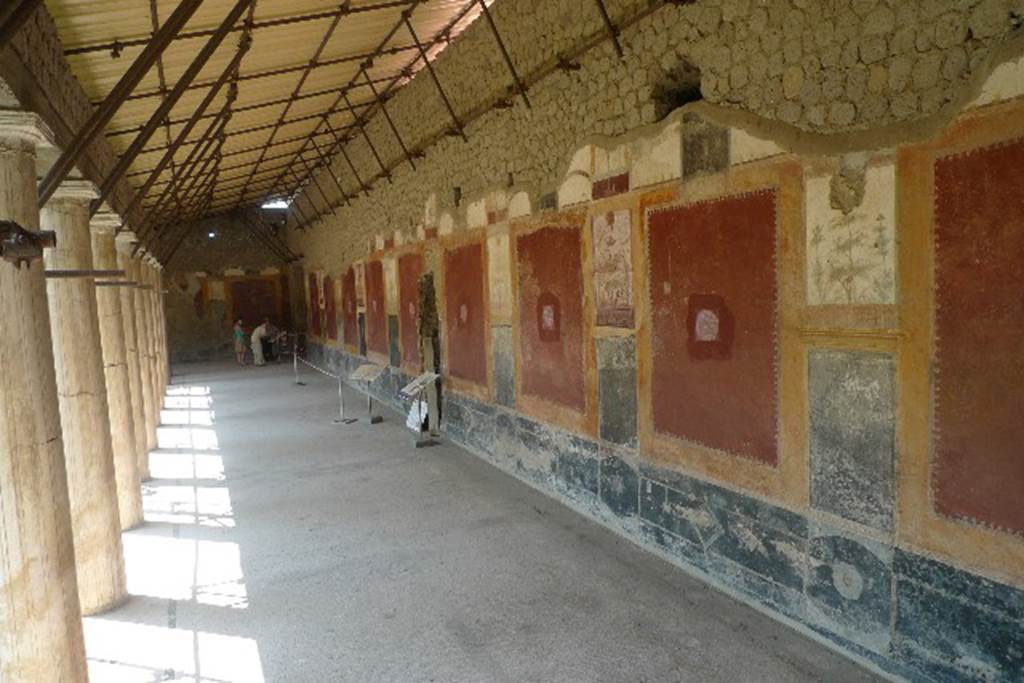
left=165, top=395, right=214, bottom=410
left=85, top=382, right=263, bottom=682
left=149, top=451, right=225, bottom=481
left=84, top=619, right=264, bottom=682
left=161, top=408, right=215, bottom=426
left=143, top=484, right=234, bottom=528
left=157, top=425, right=220, bottom=451
left=122, top=534, right=247, bottom=608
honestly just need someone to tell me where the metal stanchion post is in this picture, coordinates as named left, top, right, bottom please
left=333, top=372, right=354, bottom=424
left=366, top=384, right=382, bottom=424
left=293, top=334, right=305, bottom=386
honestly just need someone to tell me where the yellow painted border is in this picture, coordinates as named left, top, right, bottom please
left=897, top=98, right=1024, bottom=586
left=437, top=228, right=491, bottom=402
left=509, top=208, right=597, bottom=438
left=636, top=161, right=806, bottom=507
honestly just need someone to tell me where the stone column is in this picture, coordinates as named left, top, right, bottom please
left=92, top=214, right=143, bottom=530
left=131, top=252, right=158, bottom=453
left=116, top=233, right=150, bottom=481
left=146, top=260, right=168, bottom=403
left=41, top=180, right=127, bottom=615
left=140, top=255, right=161, bottom=436
left=156, top=264, right=169, bottom=392
left=0, top=112, right=88, bottom=681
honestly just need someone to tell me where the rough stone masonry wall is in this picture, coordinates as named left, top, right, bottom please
left=289, top=0, right=1024, bottom=266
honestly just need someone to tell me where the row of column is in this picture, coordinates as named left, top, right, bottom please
left=0, top=112, right=170, bottom=681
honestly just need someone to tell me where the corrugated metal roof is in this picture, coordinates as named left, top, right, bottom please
left=45, top=0, right=486, bottom=244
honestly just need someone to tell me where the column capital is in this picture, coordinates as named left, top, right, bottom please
left=0, top=111, right=55, bottom=148
left=90, top=211, right=121, bottom=235
left=50, top=179, right=99, bottom=205
left=136, top=249, right=156, bottom=267
left=114, top=231, right=138, bottom=254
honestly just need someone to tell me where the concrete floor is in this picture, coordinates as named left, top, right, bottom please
left=84, top=360, right=882, bottom=682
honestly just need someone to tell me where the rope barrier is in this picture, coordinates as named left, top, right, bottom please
left=295, top=354, right=339, bottom=380
left=289, top=336, right=440, bottom=445
left=290, top=335, right=359, bottom=424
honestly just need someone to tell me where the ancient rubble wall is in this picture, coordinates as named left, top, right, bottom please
left=290, top=0, right=1024, bottom=265
left=297, top=36, right=1024, bottom=680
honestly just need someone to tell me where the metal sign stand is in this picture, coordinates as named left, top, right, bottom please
left=400, top=373, right=440, bottom=448
left=333, top=372, right=356, bottom=425
left=350, top=363, right=386, bottom=425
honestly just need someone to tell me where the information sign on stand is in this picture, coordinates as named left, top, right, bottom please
left=350, top=363, right=386, bottom=424
left=400, top=372, right=440, bottom=448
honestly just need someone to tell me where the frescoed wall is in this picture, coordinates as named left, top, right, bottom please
left=364, top=260, right=388, bottom=358
left=165, top=269, right=291, bottom=362
left=648, top=192, right=778, bottom=465
left=591, top=209, right=633, bottom=328
left=516, top=225, right=586, bottom=413
left=932, top=137, right=1024, bottom=535
left=341, top=266, right=358, bottom=351
left=295, top=66, right=1024, bottom=681
left=398, top=252, right=423, bottom=373
left=323, top=275, right=337, bottom=341
left=307, top=272, right=321, bottom=338
left=443, top=242, right=487, bottom=388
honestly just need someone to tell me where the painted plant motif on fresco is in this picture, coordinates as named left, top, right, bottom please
left=592, top=209, right=634, bottom=328
left=354, top=261, right=366, bottom=307
left=487, top=231, right=513, bottom=323
left=806, top=162, right=896, bottom=305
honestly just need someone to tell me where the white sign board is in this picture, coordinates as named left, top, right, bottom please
left=399, top=372, right=439, bottom=399
left=350, top=363, right=386, bottom=383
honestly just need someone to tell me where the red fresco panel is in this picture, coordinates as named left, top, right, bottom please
left=398, top=252, right=424, bottom=368
left=342, top=266, right=358, bottom=349
left=648, top=191, right=778, bottom=465
left=444, top=242, right=487, bottom=385
left=307, top=273, right=321, bottom=337
left=365, top=260, right=388, bottom=356
left=231, top=279, right=277, bottom=329
left=324, top=276, right=337, bottom=341
left=933, top=137, right=1024, bottom=534
left=517, top=226, right=586, bottom=411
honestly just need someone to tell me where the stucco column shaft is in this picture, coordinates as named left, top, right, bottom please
left=92, top=219, right=143, bottom=530
left=156, top=265, right=169, bottom=392
left=116, top=235, right=150, bottom=480
left=140, top=257, right=161, bottom=439
left=42, top=181, right=127, bottom=615
left=0, top=113, right=88, bottom=681
left=130, top=255, right=158, bottom=452
left=145, top=262, right=167, bottom=403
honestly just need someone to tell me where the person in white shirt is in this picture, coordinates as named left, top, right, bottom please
left=251, top=317, right=270, bottom=366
